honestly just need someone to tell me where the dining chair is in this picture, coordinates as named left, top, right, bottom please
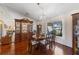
left=49, top=34, right=56, bottom=51
left=30, top=38, right=39, bottom=54
left=40, top=34, right=50, bottom=48
left=40, top=34, right=56, bottom=51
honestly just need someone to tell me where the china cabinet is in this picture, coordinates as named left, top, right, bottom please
left=15, top=18, right=33, bottom=42
left=15, top=18, right=33, bottom=54
left=72, top=13, right=79, bottom=54
left=37, top=24, right=42, bottom=36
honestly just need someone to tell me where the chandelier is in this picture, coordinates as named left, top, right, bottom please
left=36, top=3, right=46, bottom=25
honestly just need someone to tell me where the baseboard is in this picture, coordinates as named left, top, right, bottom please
left=54, top=41, right=72, bottom=49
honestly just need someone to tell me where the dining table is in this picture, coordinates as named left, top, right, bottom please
left=32, top=34, right=46, bottom=48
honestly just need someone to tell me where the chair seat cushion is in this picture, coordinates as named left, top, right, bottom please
left=31, top=41, right=38, bottom=45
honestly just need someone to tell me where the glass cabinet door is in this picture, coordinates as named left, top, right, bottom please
left=15, top=22, right=20, bottom=34
left=73, top=18, right=79, bottom=54
left=15, top=21, right=21, bottom=42
left=76, top=20, right=79, bottom=54
left=27, top=24, right=33, bottom=32
left=22, top=23, right=27, bottom=33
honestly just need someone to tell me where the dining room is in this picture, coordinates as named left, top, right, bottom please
left=1, top=3, right=79, bottom=55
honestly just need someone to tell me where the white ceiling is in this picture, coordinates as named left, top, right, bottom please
left=0, top=3, right=79, bottom=20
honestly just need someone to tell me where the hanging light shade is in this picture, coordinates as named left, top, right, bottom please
left=37, top=3, right=40, bottom=5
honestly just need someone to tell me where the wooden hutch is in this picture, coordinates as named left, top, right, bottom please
left=36, top=24, right=42, bottom=37
left=72, top=13, right=79, bottom=54
left=15, top=18, right=33, bottom=54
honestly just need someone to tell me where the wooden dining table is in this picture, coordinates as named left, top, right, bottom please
left=32, top=34, right=46, bottom=42
left=32, top=34, right=46, bottom=48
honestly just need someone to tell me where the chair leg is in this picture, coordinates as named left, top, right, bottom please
left=49, top=41, right=55, bottom=50
left=52, top=41, right=55, bottom=54
left=49, top=42, right=52, bottom=49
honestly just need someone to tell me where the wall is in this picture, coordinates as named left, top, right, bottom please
left=56, top=10, right=79, bottom=48
left=0, top=6, right=31, bottom=36
left=41, top=10, right=79, bottom=48
left=43, top=16, right=68, bottom=47
left=50, top=15, right=72, bottom=47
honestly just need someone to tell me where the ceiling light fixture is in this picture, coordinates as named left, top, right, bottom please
left=37, top=3, right=40, bottom=5
left=36, top=3, right=46, bottom=25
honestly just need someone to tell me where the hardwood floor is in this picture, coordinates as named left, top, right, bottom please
left=54, top=42, right=72, bottom=55
left=31, top=43, right=53, bottom=55
left=0, top=40, right=72, bottom=55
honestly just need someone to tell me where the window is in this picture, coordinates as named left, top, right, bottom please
left=47, top=21, right=62, bottom=36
